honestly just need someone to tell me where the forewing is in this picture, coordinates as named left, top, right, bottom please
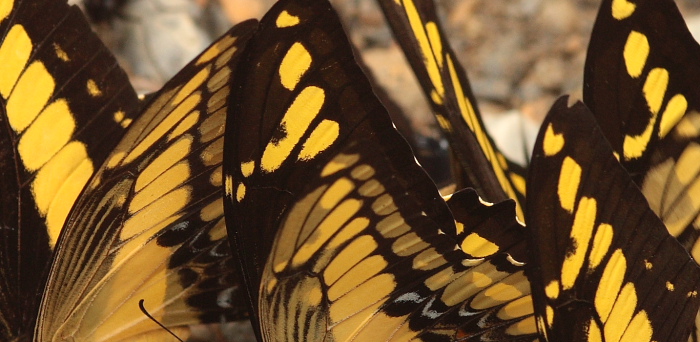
left=0, top=0, right=139, bottom=339
left=527, top=96, right=700, bottom=341
left=34, top=20, right=258, bottom=341
left=585, top=0, right=700, bottom=257
left=377, top=0, right=527, bottom=219
left=224, top=0, right=538, bottom=340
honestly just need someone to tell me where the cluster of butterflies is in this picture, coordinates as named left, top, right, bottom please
left=2, top=0, right=700, bottom=340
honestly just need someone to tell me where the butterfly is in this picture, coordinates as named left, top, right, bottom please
left=0, top=0, right=252, bottom=339
left=376, top=0, right=527, bottom=220
left=527, top=95, right=700, bottom=342
left=223, top=0, right=538, bottom=340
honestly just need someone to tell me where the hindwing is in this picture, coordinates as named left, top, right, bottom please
left=31, top=20, right=258, bottom=341
left=224, top=0, right=538, bottom=340
left=527, top=96, right=700, bottom=341
left=0, top=0, right=140, bottom=339
left=377, top=0, right=527, bottom=219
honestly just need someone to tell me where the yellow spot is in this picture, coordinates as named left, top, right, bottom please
left=543, top=123, right=564, bottom=156
left=18, top=99, right=74, bottom=171
left=658, top=94, right=687, bottom=138
left=261, top=86, right=325, bottom=173
left=546, top=305, right=554, bottom=326
left=561, top=197, right=597, bottom=289
left=172, top=67, right=210, bottom=105
left=0, top=0, right=12, bottom=20
left=122, top=187, right=190, bottom=239
left=350, top=164, right=375, bottom=180
left=643, top=68, right=669, bottom=114
left=126, top=93, right=200, bottom=164
left=604, top=283, right=638, bottom=341
left=32, top=142, right=93, bottom=246
left=6, top=62, right=55, bottom=133
left=131, top=162, right=191, bottom=213
left=595, top=249, right=626, bottom=322
left=358, top=179, right=385, bottom=198
left=293, top=198, right=362, bottom=267
left=425, top=22, right=443, bottom=68
left=321, top=154, right=360, bottom=177
left=497, top=295, right=534, bottom=320
left=120, top=118, right=132, bottom=128
left=236, top=183, right=246, bottom=202
left=545, top=280, right=559, bottom=300
left=460, top=233, right=499, bottom=258
left=619, top=311, right=652, bottom=342
left=588, top=319, right=603, bottom=342
left=134, top=137, right=192, bottom=192
left=279, top=42, right=312, bottom=91
left=299, top=120, right=339, bottom=161
left=196, top=34, right=236, bottom=65
left=404, top=0, right=444, bottom=99
left=624, top=68, right=668, bottom=159
left=510, top=172, right=526, bottom=196
left=434, top=114, right=451, bottom=131
left=86, top=79, right=102, bottom=97
left=666, top=282, right=674, bottom=291
left=589, top=223, right=613, bottom=270
left=623, top=31, right=649, bottom=78
left=276, top=10, right=300, bottom=28
left=241, top=160, right=255, bottom=177
left=53, top=43, right=69, bottom=61
left=557, top=156, right=582, bottom=213
left=324, top=235, right=377, bottom=285
left=114, top=110, right=125, bottom=123
left=612, top=0, right=636, bottom=19
left=644, top=260, right=652, bottom=270
left=0, top=25, right=31, bottom=97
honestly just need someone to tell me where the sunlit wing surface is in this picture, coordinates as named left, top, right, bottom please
left=27, top=15, right=258, bottom=342
left=527, top=96, right=700, bottom=342
left=0, top=0, right=141, bottom=339
left=376, top=0, right=527, bottom=220
left=224, top=0, right=538, bottom=340
left=585, top=0, right=700, bottom=255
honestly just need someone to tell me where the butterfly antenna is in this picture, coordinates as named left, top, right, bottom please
left=138, top=299, right=185, bottom=342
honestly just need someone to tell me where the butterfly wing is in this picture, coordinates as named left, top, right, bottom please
left=224, top=0, right=537, bottom=340
left=584, top=0, right=700, bottom=254
left=32, top=18, right=257, bottom=341
left=527, top=96, right=700, bottom=341
left=0, top=0, right=141, bottom=339
left=376, top=0, right=527, bottom=219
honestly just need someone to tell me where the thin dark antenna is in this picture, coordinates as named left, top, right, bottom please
left=139, top=299, right=185, bottom=342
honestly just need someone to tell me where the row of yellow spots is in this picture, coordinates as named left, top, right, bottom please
left=235, top=12, right=340, bottom=203
left=541, top=122, right=654, bottom=342
left=620, top=29, right=687, bottom=159
left=0, top=22, right=113, bottom=247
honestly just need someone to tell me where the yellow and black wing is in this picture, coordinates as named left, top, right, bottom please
left=27, top=15, right=257, bottom=342
left=527, top=96, right=700, bottom=341
left=0, top=0, right=141, bottom=339
left=224, top=0, right=537, bottom=340
left=376, top=0, right=527, bottom=219
left=584, top=0, right=700, bottom=255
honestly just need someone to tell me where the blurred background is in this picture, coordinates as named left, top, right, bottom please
left=68, top=0, right=700, bottom=340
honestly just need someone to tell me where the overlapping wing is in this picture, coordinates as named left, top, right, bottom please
left=224, top=0, right=537, bottom=340
left=527, top=96, right=700, bottom=341
left=377, top=0, right=527, bottom=219
left=0, top=0, right=140, bottom=339
left=585, top=0, right=700, bottom=255
left=32, top=18, right=257, bottom=341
